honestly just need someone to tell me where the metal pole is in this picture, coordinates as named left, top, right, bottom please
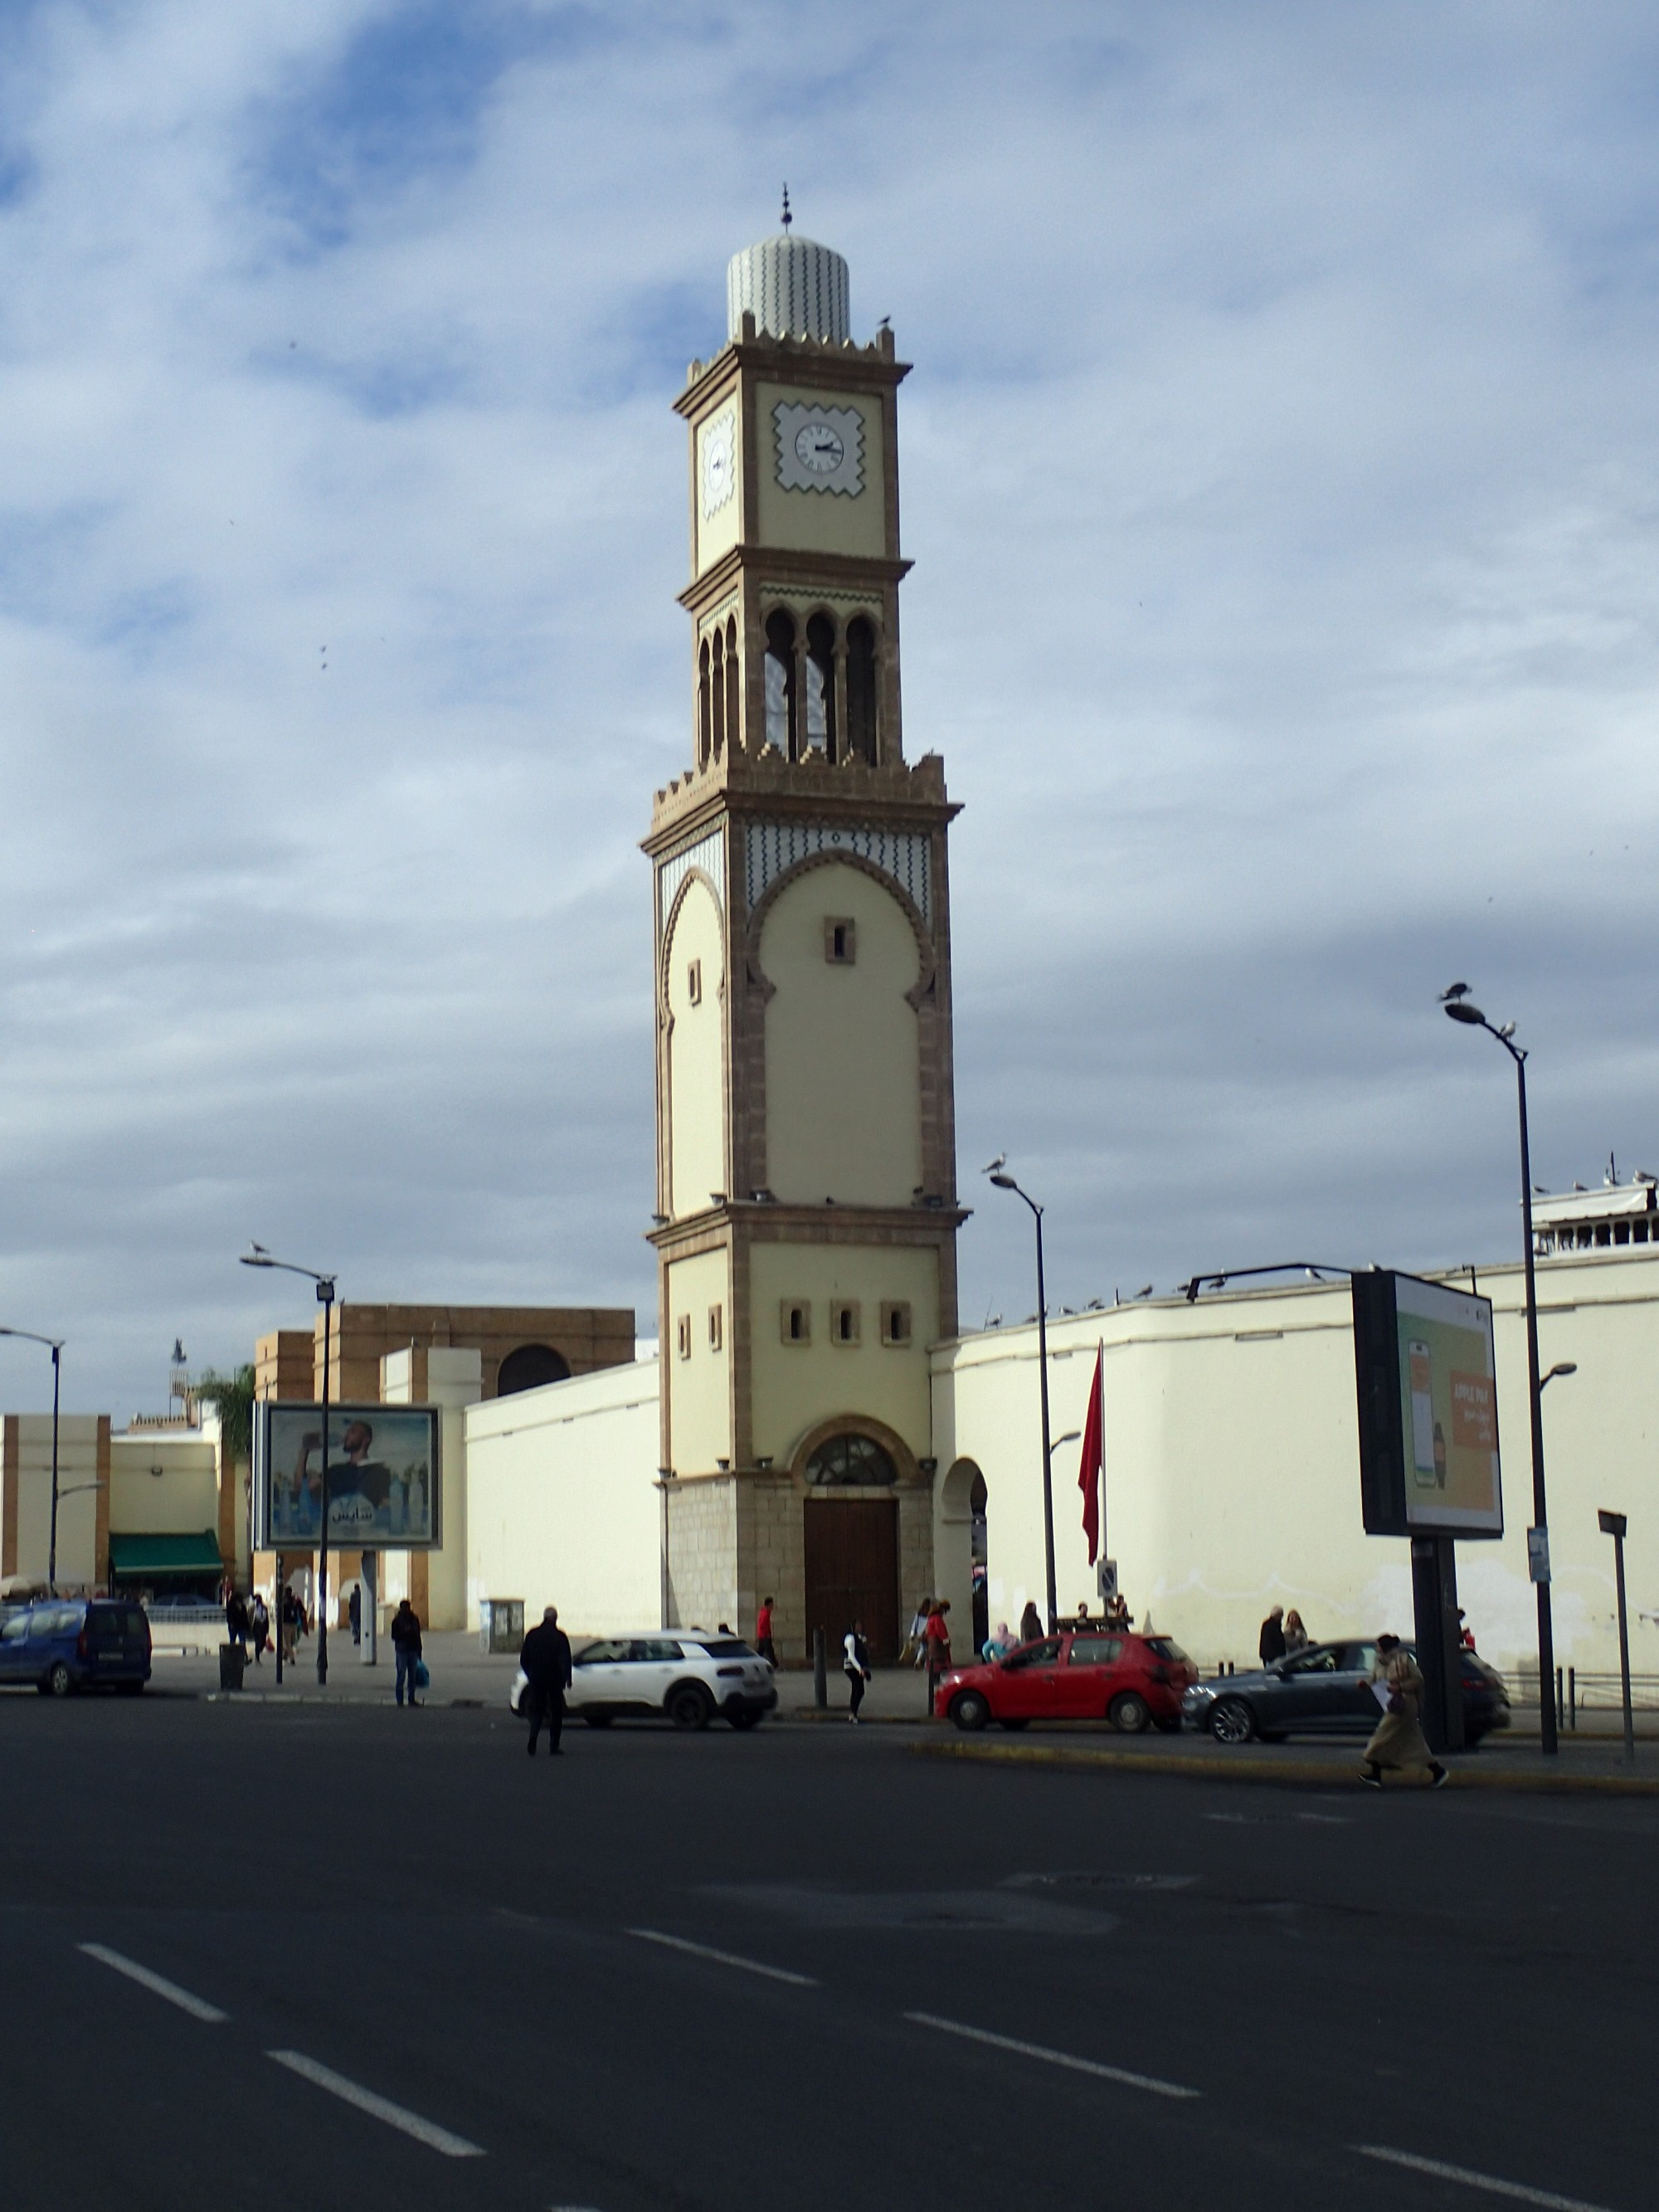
left=47, top=1343, right=61, bottom=1594
left=1514, top=1053, right=1556, bottom=1755
left=317, top=1281, right=333, bottom=1686
left=273, top=1550, right=284, bottom=1686
left=813, top=1627, right=826, bottom=1709
left=1613, top=1531, right=1634, bottom=1765
left=1033, top=1206, right=1056, bottom=1632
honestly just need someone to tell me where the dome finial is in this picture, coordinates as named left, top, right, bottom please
left=781, top=183, right=792, bottom=231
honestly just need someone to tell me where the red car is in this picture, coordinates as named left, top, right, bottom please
left=934, top=1628, right=1197, bottom=1733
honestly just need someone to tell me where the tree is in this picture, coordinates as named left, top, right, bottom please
left=194, top=1364, right=255, bottom=1463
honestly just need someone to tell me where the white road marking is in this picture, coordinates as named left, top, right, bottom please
left=625, top=1927, right=818, bottom=1986
left=1356, top=2144, right=1620, bottom=2210
left=904, top=2010, right=1200, bottom=2100
left=266, top=2050, right=484, bottom=2158
left=78, top=1942, right=227, bottom=2023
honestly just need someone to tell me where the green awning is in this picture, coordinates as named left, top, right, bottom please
left=107, top=1531, right=223, bottom=1577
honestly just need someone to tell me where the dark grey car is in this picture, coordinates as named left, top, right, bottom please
left=1183, top=1640, right=1510, bottom=1743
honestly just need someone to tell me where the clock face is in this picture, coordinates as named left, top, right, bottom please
left=794, top=421, right=845, bottom=475
left=773, top=402, right=864, bottom=495
left=700, top=412, right=735, bottom=518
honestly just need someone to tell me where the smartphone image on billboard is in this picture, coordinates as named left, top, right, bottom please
left=1408, top=1339, right=1436, bottom=1487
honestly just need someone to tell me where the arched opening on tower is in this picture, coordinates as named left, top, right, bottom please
left=723, top=616, right=740, bottom=751
left=845, top=616, right=878, bottom=763
left=805, top=612, right=835, bottom=757
left=708, top=626, right=726, bottom=758
left=764, top=609, right=796, bottom=755
left=496, top=1344, right=572, bottom=1396
left=698, top=639, right=712, bottom=768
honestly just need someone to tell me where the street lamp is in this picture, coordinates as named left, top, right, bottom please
left=241, top=1246, right=336, bottom=1687
left=0, top=1330, right=62, bottom=1591
left=1540, top=1362, right=1577, bottom=1390
left=985, top=1162, right=1057, bottom=1631
left=1442, top=985, right=1557, bottom=1753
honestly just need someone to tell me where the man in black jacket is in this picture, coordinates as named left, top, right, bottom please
left=519, top=1605, right=572, bottom=1758
left=1258, top=1605, right=1287, bottom=1665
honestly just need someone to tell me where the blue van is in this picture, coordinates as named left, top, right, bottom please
left=0, top=1600, right=152, bottom=1695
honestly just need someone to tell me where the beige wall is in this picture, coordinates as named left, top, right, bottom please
left=753, top=383, right=886, bottom=558
left=761, top=863, right=922, bottom=1207
left=465, top=1357, right=662, bottom=1638
left=382, top=1345, right=481, bottom=1633
left=666, top=876, right=727, bottom=1220
left=109, top=1435, right=218, bottom=1536
left=749, top=1241, right=937, bottom=1466
left=664, top=1474, right=737, bottom=1634
left=665, top=1247, right=731, bottom=1474
left=2, top=1416, right=105, bottom=1590
left=933, top=1249, right=1659, bottom=1681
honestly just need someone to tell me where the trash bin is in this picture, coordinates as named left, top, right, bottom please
left=218, top=1643, right=247, bottom=1692
left=479, top=1599, right=523, bottom=1655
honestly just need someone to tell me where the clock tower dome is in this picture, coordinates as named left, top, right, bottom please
left=645, top=217, right=965, bottom=1663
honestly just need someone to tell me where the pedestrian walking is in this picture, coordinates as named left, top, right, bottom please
left=519, top=1604, right=572, bottom=1758
left=982, top=1620, right=1015, bottom=1661
left=1258, top=1605, right=1287, bottom=1664
left=249, top=1592, right=270, bottom=1665
left=756, top=1596, right=776, bottom=1666
left=1283, top=1609, right=1309, bottom=1654
left=844, top=1620, right=872, bottom=1721
left=1360, top=1634, right=1447, bottom=1790
left=279, top=1588, right=297, bottom=1664
left=923, top=1599, right=951, bottom=1707
left=390, top=1597, right=423, bottom=1708
left=1103, top=1593, right=1130, bottom=1631
left=348, top=1584, right=362, bottom=1646
left=1457, top=1608, right=1477, bottom=1651
left=903, top=1596, right=933, bottom=1667
left=225, top=1587, right=249, bottom=1655
left=1019, top=1600, right=1044, bottom=1644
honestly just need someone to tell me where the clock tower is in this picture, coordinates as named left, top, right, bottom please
left=645, top=218, right=965, bottom=1664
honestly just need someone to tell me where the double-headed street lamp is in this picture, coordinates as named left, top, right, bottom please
left=0, top=1329, right=62, bottom=1591
left=241, top=1246, right=336, bottom=1687
left=985, top=1161, right=1058, bottom=1633
left=1442, top=985, right=1558, bottom=1754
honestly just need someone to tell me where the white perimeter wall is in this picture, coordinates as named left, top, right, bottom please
left=933, top=1249, right=1659, bottom=1682
left=465, top=1357, right=662, bottom=1639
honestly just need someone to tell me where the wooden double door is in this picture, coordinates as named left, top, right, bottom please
left=802, top=1497, right=900, bottom=1664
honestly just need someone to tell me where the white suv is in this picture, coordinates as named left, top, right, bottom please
left=513, top=1632, right=777, bottom=1731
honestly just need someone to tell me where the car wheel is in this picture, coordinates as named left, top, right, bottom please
left=1209, top=1697, right=1257, bottom=1744
left=727, top=1709, right=761, bottom=1730
left=1109, top=1691, right=1151, bottom=1734
left=583, top=1712, right=614, bottom=1728
left=667, top=1684, right=712, bottom=1731
left=948, top=1690, right=991, bottom=1731
left=46, top=1662, right=71, bottom=1698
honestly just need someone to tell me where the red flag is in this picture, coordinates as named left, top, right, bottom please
left=1078, top=1342, right=1104, bottom=1564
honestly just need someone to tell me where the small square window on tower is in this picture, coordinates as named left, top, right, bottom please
left=824, top=917, right=857, bottom=965
left=830, top=1299, right=861, bottom=1346
left=686, top=957, right=703, bottom=1006
left=780, top=1299, right=810, bottom=1346
left=880, top=1300, right=912, bottom=1347
left=676, top=1313, right=693, bottom=1361
left=708, top=1303, right=723, bottom=1352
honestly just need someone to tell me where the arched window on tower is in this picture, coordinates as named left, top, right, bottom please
left=496, top=1343, right=572, bottom=1396
left=709, top=626, right=726, bottom=758
left=845, top=616, right=878, bottom=763
left=723, top=616, right=740, bottom=751
left=805, top=612, right=835, bottom=758
left=698, top=638, right=713, bottom=767
left=764, top=609, right=797, bottom=756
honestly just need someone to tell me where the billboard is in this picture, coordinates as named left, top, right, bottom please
left=253, top=1403, right=441, bottom=1551
left=1352, top=1271, right=1502, bottom=1537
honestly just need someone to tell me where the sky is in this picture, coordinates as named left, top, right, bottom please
left=2, top=1, right=1658, bottom=1415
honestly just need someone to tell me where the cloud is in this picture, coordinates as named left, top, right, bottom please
left=1, top=1, right=1658, bottom=1411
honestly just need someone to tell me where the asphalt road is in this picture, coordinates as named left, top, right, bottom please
left=2, top=1691, right=1650, bottom=2212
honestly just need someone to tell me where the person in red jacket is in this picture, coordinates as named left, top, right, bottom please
left=924, top=1598, right=952, bottom=1704
left=756, top=1596, right=776, bottom=1666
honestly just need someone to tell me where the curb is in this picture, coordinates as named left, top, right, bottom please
left=202, top=1692, right=485, bottom=1709
left=910, top=1739, right=1659, bottom=1795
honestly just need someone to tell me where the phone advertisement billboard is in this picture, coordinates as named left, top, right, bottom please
left=253, top=1403, right=441, bottom=1551
left=1352, top=1271, right=1502, bottom=1538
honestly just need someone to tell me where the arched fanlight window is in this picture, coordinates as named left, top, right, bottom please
left=845, top=616, right=877, bottom=763
left=805, top=1432, right=898, bottom=1487
left=723, top=616, right=740, bottom=751
left=805, top=612, right=835, bottom=758
left=764, top=609, right=796, bottom=755
left=709, top=626, right=726, bottom=758
left=698, top=638, right=713, bottom=767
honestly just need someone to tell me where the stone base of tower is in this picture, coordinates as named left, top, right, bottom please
left=662, top=1467, right=934, bottom=1665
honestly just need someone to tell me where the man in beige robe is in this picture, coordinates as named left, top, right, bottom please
left=1361, top=1634, right=1448, bottom=1790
